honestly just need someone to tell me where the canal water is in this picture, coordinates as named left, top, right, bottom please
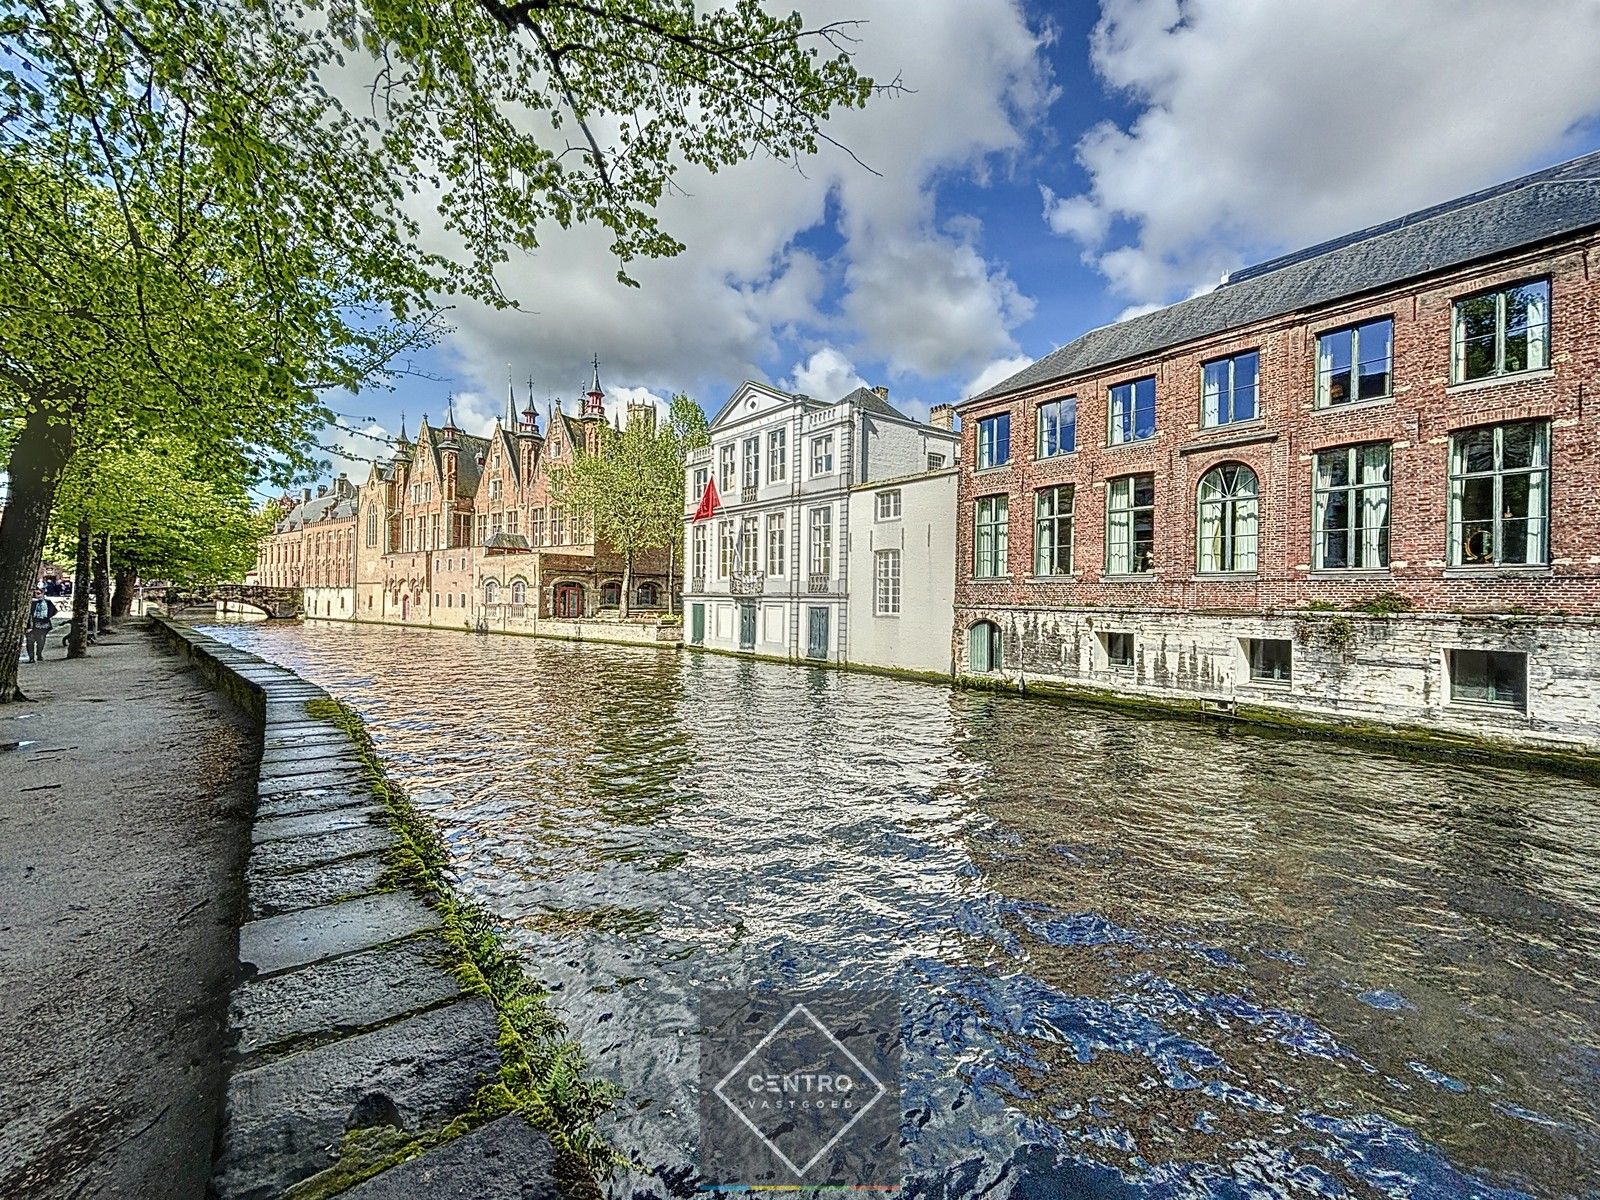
left=200, top=621, right=1600, bottom=1199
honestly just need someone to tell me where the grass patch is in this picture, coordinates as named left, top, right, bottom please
left=293, top=697, right=623, bottom=1198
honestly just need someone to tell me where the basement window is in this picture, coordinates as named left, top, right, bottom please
left=1448, top=649, right=1527, bottom=711
left=1245, top=638, right=1292, bottom=684
left=1103, top=631, right=1135, bottom=670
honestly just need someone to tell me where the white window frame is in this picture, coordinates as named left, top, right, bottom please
left=808, top=506, right=833, bottom=576
left=874, top=549, right=901, bottom=616
left=876, top=490, right=902, bottom=520
left=767, top=427, right=787, bottom=483
left=766, top=512, right=787, bottom=577
left=810, top=435, right=835, bottom=477
left=974, top=495, right=1008, bottom=578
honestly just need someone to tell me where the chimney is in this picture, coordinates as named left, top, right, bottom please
left=929, top=404, right=954, bottom=431
left=301, top=487, right=311, bottom=504
left=871, top=385, right=889, bottom=402
left=317, top=484, right=328, bottom=498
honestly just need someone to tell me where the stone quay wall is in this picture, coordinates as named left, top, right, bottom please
left=152, top=618, right=560, bottom=1199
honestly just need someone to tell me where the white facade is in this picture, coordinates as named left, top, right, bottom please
left=845, top=470, right=959, bottom=675
left=683, top=381, right=958, bottom=662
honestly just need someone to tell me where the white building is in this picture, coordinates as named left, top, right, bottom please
left=683, top=381, right=959, bottom=662
left=845, top=467, right=960, bottom=676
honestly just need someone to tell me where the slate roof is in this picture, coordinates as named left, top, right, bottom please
left=975, top=149, right=1600, bottom=402
left=274, top=490, right=357, bottom=532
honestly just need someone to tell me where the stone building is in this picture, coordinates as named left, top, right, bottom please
left=349, top=363, right=675, bottom=631
left=954, top=150, right=1600, bottom=751
left=257, top=477, right=358, bottom=619
left=682, top=381, right=959, bottom=660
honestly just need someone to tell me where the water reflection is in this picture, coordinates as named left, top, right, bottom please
left=201, top=621, right=1600, bottom=1199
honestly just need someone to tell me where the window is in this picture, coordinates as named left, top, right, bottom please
left=1448, top=421, right=1550, bottom=566
left=718, top=520, right=734, bottom=578
left=511, top=580, right=526, bottom=605
left=719, top=444, right=736, bottom=491
left=1034, top=485, right=1074, bottom=576
left=1106, top=474, right=1155, bottom=574
left=1246, top=638, right=1292, bottom=684
left=1108, top=376, right=1156, bottom=445
left=740, top=515, right=759, bottom=575
left=551, top=508, right=565, bottom=545
left=976, top=413, right=1010, bottom=469
left=1453, top=279, right=1549, bottom=382
left=692, top=524, right=708, bottom=580
left=811, top=435, right=834, bottom=476
left=506, top=510, right=519, bottom=536
left=742, top=436, right=761, bottom=490
left=928, top=453, right=946, bottom=470
left=1202, top=351, right=1259, bottom=427
left=530, top=508, right=544, bottom=546
left=1037, top=398, right=1077, bottom=457
left=601, top=580, right=622, bottom=607
left=365, top=507, right=379, bottom=548
left=1316, top=319, right=1393, bottom=407
left=1448, top=649, right=1527, bottom=710
left=692, top=467, right=709, bottom=501
left=403, top=517, right=414, bottom=551
left=768, top=427, right=787, bottom=482
left=1196, top=464, right=1259, bottom=573
left=489, top=478, right=502, bottom=500
left=1104, top=631, right=1134, bottom=669
left=874, top=550, right=901, bottom=615
left=974, top=495, right=1009, bottom=578
left=1314, top=444, right=1390, bottom=570
left=969, top=621, right=1002, bottom=672
left=808, top=507, right=833, bottom=577
left=876, top=490, right=902, bottom=520
left=637, top=581, right=660, bottom=607
left=766, top=513, right=787, bottom=577
left=484, top=579, right=499, bottom=605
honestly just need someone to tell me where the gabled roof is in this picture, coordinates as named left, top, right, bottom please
left=274, top=490, right=357, bottom=531
left=976, top=149, right=1600, bottom=402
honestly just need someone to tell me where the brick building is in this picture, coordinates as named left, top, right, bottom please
left=257, top=477, right=358, bottom=618
left=954, top=151, right=1600, bottom=750
left=348, top=363, right=675, bottom=631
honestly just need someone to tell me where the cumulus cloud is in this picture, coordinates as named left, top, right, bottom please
left=787, top=348, right=869, bottom=400
left=1047, top=0, right=1600, bottom=303
left=963, top=353, right=1035, bottom=399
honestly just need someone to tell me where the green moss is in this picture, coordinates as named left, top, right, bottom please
left=1349, top=590, right=1414, bottom=615
left=300, top=697, right=623, bottom=1196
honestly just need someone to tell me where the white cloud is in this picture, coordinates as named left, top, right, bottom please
left=963, top=353, right=1034, bottom=399
left=1048, top=0, right=1600, bottom=304
left=787, top=347, right=869, bottom=400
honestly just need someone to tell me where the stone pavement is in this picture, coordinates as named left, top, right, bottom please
left=159, top=624, right=558, bottom=1199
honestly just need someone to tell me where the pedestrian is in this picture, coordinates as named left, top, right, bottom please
left=25, top=586, right=57, bottom=663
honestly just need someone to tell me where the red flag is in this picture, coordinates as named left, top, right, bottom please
left=692, top=476, right=722, bottom=523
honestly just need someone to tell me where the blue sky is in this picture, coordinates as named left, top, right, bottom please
left=315, top=0, right=1600, bottom=484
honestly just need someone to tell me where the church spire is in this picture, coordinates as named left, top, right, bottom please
left=583, top=354, right=605, bottom=419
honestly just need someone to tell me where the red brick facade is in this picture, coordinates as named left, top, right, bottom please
left=955, top=233, right=1600, bottom=619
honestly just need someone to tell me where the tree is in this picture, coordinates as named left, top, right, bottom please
left=0, top=0, right=877, bottom=698
left=550, top=394, right=707, bottom=618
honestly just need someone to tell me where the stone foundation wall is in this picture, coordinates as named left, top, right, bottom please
left=954, top=605, right=1600, bottom=752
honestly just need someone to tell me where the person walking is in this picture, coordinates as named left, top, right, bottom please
left=25, top=587, right=57, bottom=663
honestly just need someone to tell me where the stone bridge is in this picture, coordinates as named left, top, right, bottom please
left=159, top=584, right=304, bottom=620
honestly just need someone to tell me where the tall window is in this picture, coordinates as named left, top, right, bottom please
left=1106, top=474, right=1155, bottom=574
left=365, top=507, right=379, bottom=548
left=692, top=524, right=708, bottom=580
left=1448, top=421, right=1550, bottom=566
left=974, top=495, right=1009, bottom=578
left=530, top=509, right=544, bottom=545
left=742, top=436, right=761, bottom=489
left=489, top=477, right=502, bottom=499
left=811, top=435, right=834, bottom=476
left=692, top=466, right=709, bottom=501
left=511, top=580, right=527, bottom=605
left=976, top=413, right=1010, bottom=469
left=767, top=513, right=787, bottom=576
left=1314, top=443, right=1391, bottom=570
left=719, top=444, right=736, bottom=491
left=1196, top=464, right=1259, bottom=573
left=484, top=579, right=499, bottom=605
left=808, top=507, right=832, bottom=577
left=1108, top=376, right=1156, bottom=445
left=1034, top=485, right=1074, bottom=576
left=1037, top=398, right=1076, bottom=458
left=768, top=427, right=787, bottom=482
left=551, top=507, right=565, bottom=544
left=1316, top=318, right=1393, bottom=406
left=403, top=517, right=414, bottom=551
left=874, top=550, right=902, bottom=615
left=718, top=519, right=734, bottom=577
left=739, top=516, right=759, bottom=575
left=1202, top=351, right=1259, bottom=427
left=1453, top=280, right=1549, bottom=382
left=876, top=490, right=901, bottom=520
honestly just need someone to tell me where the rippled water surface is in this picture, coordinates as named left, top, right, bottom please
left=201, top=621, right=1600, bottom=1199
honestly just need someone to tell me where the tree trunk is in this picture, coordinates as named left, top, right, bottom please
left=67, top=516, right=92, bottom=659
left=93, top=532, right=113, bottom=634
left=620, top=549, right=632, bottom=619
left=0, top=405, right=75, bottom=701
left=112, top=565, right=137, bottom=617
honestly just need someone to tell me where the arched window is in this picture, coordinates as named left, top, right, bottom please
left=511, top=580, right=527, bottom=605
left=484, top=579, right=500, bottom=605
left=636, top=580, right=660, bottom=607
left=1197, top=463, right=1259, bottom=573
left=969, top=620, right=1003, bottom=673
left=600, top=580, right=622, bottom=607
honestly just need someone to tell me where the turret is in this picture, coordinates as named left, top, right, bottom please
left=517, top=378, right=543, bottom=479
left=580, top=355, right=605, bottom=453
left=392, top=413, right=413, bottom=467
left=439, top=397, right=460, bottom=501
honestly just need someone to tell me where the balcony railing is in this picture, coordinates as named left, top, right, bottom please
left=690, top=574, right=706, bottom=593
left=740, top=485, right=757, bottom=504
left=730, top=572, right=765, bottom=596
left=807, top=575, right=833, bottom=594
left=687, top=446, right=712, bottom=466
